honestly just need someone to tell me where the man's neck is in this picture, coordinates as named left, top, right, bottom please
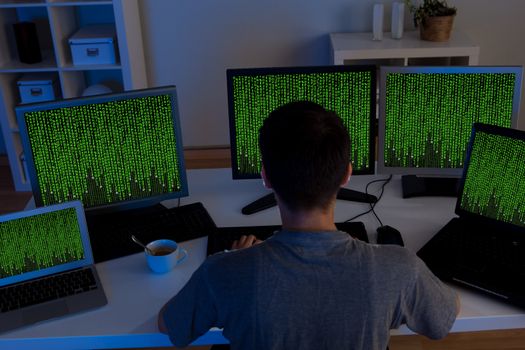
left=278, top=200, right=338, bottom=232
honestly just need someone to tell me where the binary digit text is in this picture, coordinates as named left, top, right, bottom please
left=460, top=131, right=525, bottom=227
left=0, top=208, right=84, bottom=278
left=25, top=95, right=183, bottom=208
left=232, top=71, right=373, bottom=176
left=384, top=73, right=516, bottom=168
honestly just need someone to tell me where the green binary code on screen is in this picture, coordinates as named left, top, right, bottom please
left=461, top=131, right=525, bottom=228
left=0, top=208, right=83, bottom=278
left=231, top=71, right=373, bottom=176
left=25, top=95, right=184, bottom=208
left=384, top=73, right=516, bottom=169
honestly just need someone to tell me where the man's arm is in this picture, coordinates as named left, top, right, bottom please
left=158, top=302, right=190, bottom=350
left=156, top=261, right=218, bottom=347
left=398, top=254, right=459, bottom=339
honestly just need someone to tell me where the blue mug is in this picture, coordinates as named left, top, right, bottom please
left=145, top=239, right=187, bottom=273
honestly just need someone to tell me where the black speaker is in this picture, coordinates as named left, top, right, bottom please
left=13, top=21, right=42, bottom=64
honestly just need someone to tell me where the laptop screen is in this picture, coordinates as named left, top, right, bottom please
left=0, top=201, right=94, bottom=287
left=458, top=124, right=525, bottom=228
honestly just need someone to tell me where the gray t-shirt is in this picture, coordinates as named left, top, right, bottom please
left=163, top=230, right=457, bottom=349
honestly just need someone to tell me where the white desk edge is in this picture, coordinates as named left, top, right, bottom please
left=1, top=169, right=524, bottom=349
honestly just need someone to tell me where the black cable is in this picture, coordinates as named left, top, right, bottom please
left=345, top=175, right=392, bottom=223
left=344, top=176, right=390, bottom=222
left=368, top=175, right=392, bottom=226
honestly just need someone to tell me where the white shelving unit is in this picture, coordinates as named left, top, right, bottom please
left=0, top=0, right=148, bottom=191
left=330, top=31, right=480, bottom=66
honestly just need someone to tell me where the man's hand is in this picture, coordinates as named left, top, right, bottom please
left=231, top=234, right=262, bottom=250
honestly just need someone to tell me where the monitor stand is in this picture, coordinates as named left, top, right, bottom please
left=401, top=175, right=459, bottom=198
left=241, top=188, right=377, bottom=215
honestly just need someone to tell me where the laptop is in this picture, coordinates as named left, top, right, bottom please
left=0, top=201, right=107, bottom=333
left=418, top=123, right=525, bottom=308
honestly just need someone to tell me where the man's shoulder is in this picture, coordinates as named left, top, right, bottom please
left=373, top=244, right=417, bottom=261
left=197, top=244, right=272, bottom=292
left=204, top=243, right=267, bottom=271
left=363, top=244, right=422, bottom=274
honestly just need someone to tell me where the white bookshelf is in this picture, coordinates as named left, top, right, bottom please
left=0, top=0, right=148, bottom=191
left=330, top=31, right=480, bottom=66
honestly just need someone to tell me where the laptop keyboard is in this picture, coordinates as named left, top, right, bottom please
left=0, top=268, right=97, bottom=313
left=207, top=221, right=368, bottom=255
left=455, top=232, right=524, bottom=270
left=440, top=220, right=524, bottom=271
left=87, top=202, right=216, bottom=263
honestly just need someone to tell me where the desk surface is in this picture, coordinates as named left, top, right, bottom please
left=1, top=168, right=525, bottom=349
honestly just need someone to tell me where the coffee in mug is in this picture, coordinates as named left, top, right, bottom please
left=152, top=248, right=174, bottom=256
left=145, top=239, right=187, bottom=273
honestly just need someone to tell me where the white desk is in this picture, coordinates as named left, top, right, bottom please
left=1, top=168, right=524, bottom=349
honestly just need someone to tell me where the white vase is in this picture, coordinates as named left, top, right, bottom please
left=372, top=3, right=384, bottom=41
left=391, top=2, right=405, bottom=39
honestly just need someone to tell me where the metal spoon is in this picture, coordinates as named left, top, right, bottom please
left=131, top=235, right=154, bottom=255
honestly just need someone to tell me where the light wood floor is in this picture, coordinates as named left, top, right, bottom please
left=1, top=152, right=524, bottom=349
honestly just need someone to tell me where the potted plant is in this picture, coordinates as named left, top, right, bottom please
left=405, top=0, right=457, bottom=42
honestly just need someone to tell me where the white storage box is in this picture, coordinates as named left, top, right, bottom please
left=69, top=25, right=118, bottom=66
left=17, top=74, right=60, bottom=104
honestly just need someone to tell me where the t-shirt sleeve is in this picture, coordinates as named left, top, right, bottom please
left=162, top=262, right=218, bottom=347
left=395, top=254, right=458, bottom=339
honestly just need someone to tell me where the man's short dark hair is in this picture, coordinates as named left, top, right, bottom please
left=259, top=101, right=350, bottom=211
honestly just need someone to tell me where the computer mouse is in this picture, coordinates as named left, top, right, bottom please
left=376, top=225, right=404, bottom=246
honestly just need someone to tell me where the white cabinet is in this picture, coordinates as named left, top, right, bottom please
left=330, top=31, right=479, bottom=66
left=0, top=0, right=147, bottom=191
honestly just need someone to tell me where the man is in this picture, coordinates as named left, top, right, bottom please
left=158, top=101, right=459, bottom=349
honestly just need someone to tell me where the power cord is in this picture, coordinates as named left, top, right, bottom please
left=344, top=175, right=393, bottom=224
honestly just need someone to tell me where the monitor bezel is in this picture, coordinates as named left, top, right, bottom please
left=16, top=86, right=189, bottom=213
left=0, top=201, right=93, bottom=287
left=227, top=65, right=377, bottom=180
left=455, top=123, right=525, bottom=233
left=377, top=65, right=523, bottom=176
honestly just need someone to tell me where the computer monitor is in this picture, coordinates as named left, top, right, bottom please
left=227, top=65, right=376, bottom=214
left=378, top=66, right=522, bottom=197
left=457, top=123, right=525, bottom=229
left=16, top=86, right=188, bottom=213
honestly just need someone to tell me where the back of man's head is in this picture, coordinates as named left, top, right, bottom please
left=259, top=101, right=350, bottom=211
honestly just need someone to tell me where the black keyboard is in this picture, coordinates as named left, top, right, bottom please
left=87, top=202, right=216, bottom=263
left=207, top=221, right=368, bottom=255
left=418, top=218, right=525, bottom=284
left=449, top=220, right=523, bottom=270
left=418, top=218, right=525, bottom=306
left=422, top=218, right=524, bottom=270
left=0, top=268, right=97, bottom=313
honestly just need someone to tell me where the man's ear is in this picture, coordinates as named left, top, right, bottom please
left=261, top=166, right=272, bottom=189
left=341, top=163, right=352, bottom=186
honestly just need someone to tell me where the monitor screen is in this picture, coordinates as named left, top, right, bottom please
left=16, top=86, right=188, bottom=212
left=0, top=201, right=92, bottom=286
left=378, top=66, right=522, bottom=176
left=457, top=124, right=525, bottom=229
left=227, top=65, right=376, bottom=179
